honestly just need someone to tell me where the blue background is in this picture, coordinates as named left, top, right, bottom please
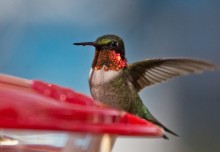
left=0, top=1, right=219, bottom=152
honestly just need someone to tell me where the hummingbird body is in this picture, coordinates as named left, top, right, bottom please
left=74, top=34, right=216, bottom=138
left=89, top=67, right=146, bottom=117
left=88, top=48, right=151, bottom=120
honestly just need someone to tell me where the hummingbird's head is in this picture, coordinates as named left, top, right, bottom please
left=74, top=34, right=127, bottom=71
left=74, top=34, right=125, bottom=59
left=95, top=34, right=125, bottom=59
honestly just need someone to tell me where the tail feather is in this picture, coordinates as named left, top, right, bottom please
left=163, top=134, right=169, bottom=140
left=153, top=120, right=179, bottom=138
left=144, top=113, right=179, bottom=138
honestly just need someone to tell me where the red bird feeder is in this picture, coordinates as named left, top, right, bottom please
left=0, top=74, right=163, bottom=152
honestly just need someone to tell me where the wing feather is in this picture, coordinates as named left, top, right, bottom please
left=126, top=58, right=217, bottom=91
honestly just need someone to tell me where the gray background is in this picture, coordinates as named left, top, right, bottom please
left=0, top=1, right=219, bottom=152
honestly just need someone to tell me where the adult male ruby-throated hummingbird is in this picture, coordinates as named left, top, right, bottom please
left=74, top=34, right=216, bottom=139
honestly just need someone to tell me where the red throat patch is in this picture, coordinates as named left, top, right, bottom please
left=92, top=50, right=127, bottom=71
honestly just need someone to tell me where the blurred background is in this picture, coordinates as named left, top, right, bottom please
left=0, top=0, right=219, bottom=152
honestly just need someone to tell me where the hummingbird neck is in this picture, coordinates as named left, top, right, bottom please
left=92, top=50, right=127, bottom=71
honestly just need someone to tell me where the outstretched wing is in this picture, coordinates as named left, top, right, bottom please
left=126, top=58, right=217, bottom=92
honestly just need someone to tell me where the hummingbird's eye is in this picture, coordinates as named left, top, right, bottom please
left=110, top=41, right=118, bottom=47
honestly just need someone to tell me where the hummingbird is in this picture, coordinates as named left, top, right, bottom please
left=74, top=34, right=216, bottom=139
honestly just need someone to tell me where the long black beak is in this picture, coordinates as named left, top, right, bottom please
left=73, top=42, right=96, bottom=47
